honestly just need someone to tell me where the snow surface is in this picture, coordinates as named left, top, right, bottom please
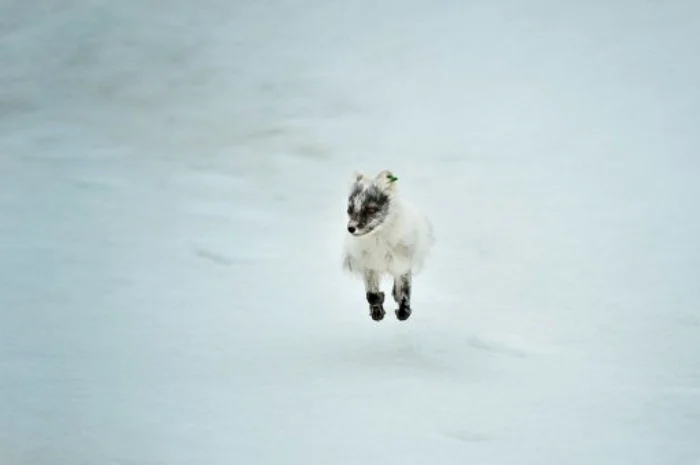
left=1, top=1, right=700, bottom=464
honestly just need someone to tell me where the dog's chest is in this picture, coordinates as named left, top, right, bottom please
left=353, top=235, right=412, bottom=275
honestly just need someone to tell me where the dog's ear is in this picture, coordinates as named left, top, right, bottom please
left=374, top=169, right=399, bottom=192
left=350, top=171, right=366, bottom=186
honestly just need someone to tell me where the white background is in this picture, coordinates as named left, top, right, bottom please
left=1, top=1, right=699, bottom=464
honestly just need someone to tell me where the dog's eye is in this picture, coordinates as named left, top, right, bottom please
left=366, top=206, right=378, bottom=215
left=347, top=206, right=353, bottom=215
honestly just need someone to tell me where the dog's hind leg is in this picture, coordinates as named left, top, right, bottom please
left=392, top=272, right=412, bottom=321
left=364, top=270, right=385, bottom=321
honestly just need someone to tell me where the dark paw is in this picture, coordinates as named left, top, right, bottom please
left=366, top=291, right=385, bottom=306
left=395, top=304, right=412, bottom=321
left=370, top=305, right=385, bottom=321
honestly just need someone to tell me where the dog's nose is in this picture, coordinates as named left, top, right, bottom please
left=347, top=225, right=356, bottom=234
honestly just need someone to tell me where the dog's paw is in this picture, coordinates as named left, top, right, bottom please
left=370, top=305, right=385, bottom=321
left=395, top=304, right=412, bottom=321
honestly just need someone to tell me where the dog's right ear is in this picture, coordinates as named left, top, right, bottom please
left=350, top=171, right=366, bottom=185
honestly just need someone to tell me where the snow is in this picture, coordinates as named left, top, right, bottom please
left=1, top=1, right=700, bottom=464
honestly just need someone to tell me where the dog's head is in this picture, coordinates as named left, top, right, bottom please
left=346, top=170, right=398, bottom=237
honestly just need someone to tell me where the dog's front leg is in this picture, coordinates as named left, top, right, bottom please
left=364, top=270, right=385, bottom=321
left=392, top=272, right=412, bottom=321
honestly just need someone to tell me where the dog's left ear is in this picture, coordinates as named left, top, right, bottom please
left=374, top=169, right=399, bottom=192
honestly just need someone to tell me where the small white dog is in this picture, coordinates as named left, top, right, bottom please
left=342, top=170, right=434, bottom=321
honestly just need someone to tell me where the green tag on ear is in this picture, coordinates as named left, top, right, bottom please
left=387, top=173, right=398, bottom=183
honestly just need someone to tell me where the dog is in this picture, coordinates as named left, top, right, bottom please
left=342, top=170, right=434, bottom=321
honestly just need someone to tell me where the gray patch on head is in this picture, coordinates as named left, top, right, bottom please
left=348, top=183, right=363, bottom=202
left=347, top=183, right=390, bottom=231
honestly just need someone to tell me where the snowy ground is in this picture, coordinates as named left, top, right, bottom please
left=1, top=1, right=700, bottom=464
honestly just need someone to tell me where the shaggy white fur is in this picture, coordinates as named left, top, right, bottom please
left=342, top=195, right=434, bottom=278
left=342, top=170, right=434, bottom=321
